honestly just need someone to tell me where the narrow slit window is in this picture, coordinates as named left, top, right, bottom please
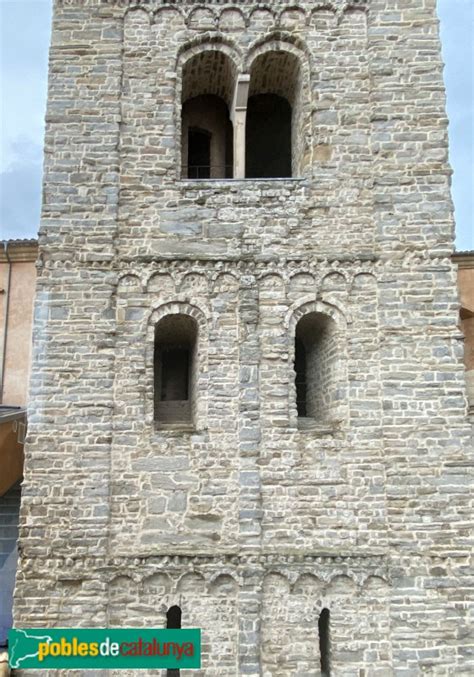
left=166, top=605, right=182, bottom=629
left=166, top=606, right=182, bottom=677
left=319, top=608, right=330, bottom=676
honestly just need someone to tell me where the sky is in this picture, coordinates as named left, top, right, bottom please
left=0, top=0, right=473, bottom=249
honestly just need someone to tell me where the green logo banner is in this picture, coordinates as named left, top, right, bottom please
left=8, top=628, right=201, bottom=670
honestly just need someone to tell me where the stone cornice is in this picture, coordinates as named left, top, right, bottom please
left=71, top=0, right=370, bottom=18
left=452, top=251, right=474, bottom=269
left=0, top=240, right=38, bottom=263
left=100, top=0, right=366, bottom=7
left=20, top=552, right=390, bottom=587
left=21, top=551, right=388, bottom=567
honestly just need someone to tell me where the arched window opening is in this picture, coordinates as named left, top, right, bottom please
left=166, top=605, right=182, bottom=629
left=154, top=315, right=198, bottom=426
left=246, top=94, right=292, bottom=178
left=246, top=50, right=301, bottom=178
left=294, top=312, right=339, bottom=422
left=166, top=606, right=182, bottom=677
left=182, top=96, right=233, bottom=178
left=319, top=608, right=331, bottom=676
left=181, top=51, right=236, bottom=179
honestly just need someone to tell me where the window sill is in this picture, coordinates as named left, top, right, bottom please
left=178, top=177, right=306, bottom=186
left=154, top=423, right=196, bottom=435
left=297, top=418, right=344, bottom=435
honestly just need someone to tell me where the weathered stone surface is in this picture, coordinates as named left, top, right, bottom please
left=13, top=1, right=473, bottom=675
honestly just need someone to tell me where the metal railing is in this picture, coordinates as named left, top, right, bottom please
left=186, top=164, right=233, bottom=180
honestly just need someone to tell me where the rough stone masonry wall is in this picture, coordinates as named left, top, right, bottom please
left=13, top=1, right=473, bottom=675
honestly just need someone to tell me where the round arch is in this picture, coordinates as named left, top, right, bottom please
left=146, top=302, right=208, bottom=430
left=287, top=300, right=348, bottom=425
left=244, top=34, right=311, bottom=178
left=177, top=42, right=240, bottom=179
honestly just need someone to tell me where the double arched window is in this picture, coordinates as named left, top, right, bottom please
left=180, top=43, right=305, bottom=179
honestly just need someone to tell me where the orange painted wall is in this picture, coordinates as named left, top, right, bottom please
left=0, top=419, right=24, bottom=495
left=0, top=242, right=38, bottom=406
left=457, top=263, right=474, bottom=371
left=455, top=256, right=474, bottom=368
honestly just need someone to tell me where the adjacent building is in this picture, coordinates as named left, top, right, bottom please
left=454, top=251, right=474, bottom=415
left=0, top=239, right=37, bottom=654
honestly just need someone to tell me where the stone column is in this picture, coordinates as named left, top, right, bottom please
left=231, top=75, right=250, bottom=179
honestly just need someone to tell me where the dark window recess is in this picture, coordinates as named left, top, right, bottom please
left=182, top=96, right=233, bottom=179
left=246, top=93, right=292, bottom=178
left=294, top=337, right=307, bottom=417
left=188, top=128, right=211, bottom=179
left=166, top=605, right=182, bottom=629
left=181, top=49, right=235, bottom=179
left=160, top=349, right=190, bottom=401
left=154, top=314, right=197, bottom=425
left=294, top=312, right=337, bottom=422
left=166, top=606, right=182, bottom=677
left=319, top=608, right=331, bottom=676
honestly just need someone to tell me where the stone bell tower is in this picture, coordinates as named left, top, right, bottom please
left=14, top=0, right=473, bottom=675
